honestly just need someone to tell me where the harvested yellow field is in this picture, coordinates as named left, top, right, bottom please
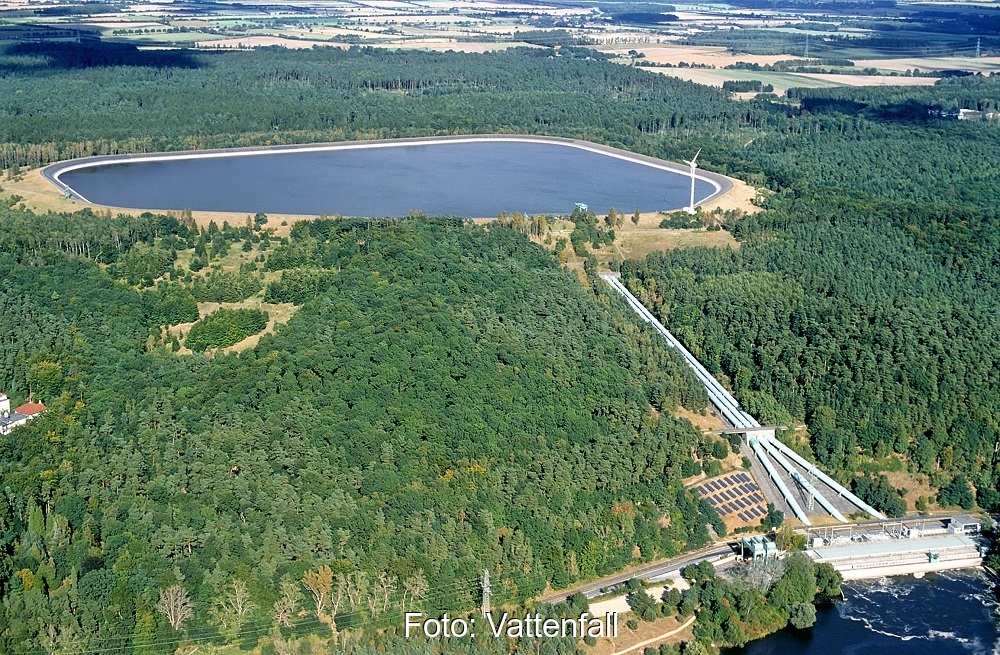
left=799, top=73, right=941, bottom=87
left=861, top=56, right=1000, bottom=73
left=197, top=36, right=347, bottom=49
left=604, top=44, right=788, bottom=68
left=377, top=39, right=536, bottom=53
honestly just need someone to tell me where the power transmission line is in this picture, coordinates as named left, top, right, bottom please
left=481, top=569, right=491, bottom=617
left=20, top=575, right=486, bottom=655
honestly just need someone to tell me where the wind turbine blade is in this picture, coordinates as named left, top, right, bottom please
left=691, top=148, right=701, bottom=165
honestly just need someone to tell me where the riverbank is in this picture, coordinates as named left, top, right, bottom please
left=730, top=569, right=999, bottom=654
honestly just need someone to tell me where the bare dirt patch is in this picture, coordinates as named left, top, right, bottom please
left=675, top=404, right=727, bottom=432
left=586, top=614, right=694, bottom=655
left=167, top=300, right=297, bottom=355
left=882, top=469, right=940, bottom=513
left=616, top=229, right=738, bottom=260
left=700, top=177, right=763, bottom=215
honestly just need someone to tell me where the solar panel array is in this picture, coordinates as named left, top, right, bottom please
left=693, top=472, right=767, bottom=523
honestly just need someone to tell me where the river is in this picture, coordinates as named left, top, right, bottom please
left=731, top=569, right=999, bottom=655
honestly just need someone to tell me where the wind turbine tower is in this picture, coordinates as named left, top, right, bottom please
left=685, top=149, right=701, bottom=215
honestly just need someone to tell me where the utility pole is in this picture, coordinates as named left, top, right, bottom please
left=481, top=570, right=491, bottom=618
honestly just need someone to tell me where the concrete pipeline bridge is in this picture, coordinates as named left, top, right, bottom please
left=602, top=273, right=886, bottom=526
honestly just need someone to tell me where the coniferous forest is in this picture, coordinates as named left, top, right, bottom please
left=0, top=40, right=999, bottom=654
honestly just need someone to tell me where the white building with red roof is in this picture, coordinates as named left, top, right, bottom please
left=0, top=393, right=46, bottom=435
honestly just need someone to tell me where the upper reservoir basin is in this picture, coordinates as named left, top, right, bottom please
left=48, top=137, right=725, bottom=218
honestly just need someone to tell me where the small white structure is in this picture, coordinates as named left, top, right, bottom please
left=740, top=535, right=779, bottom=560
left=948, top=514, right=981, bottom=535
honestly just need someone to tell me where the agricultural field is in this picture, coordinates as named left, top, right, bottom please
left=3, top=0, right=999, bottom=81
left=641, top=67, right=847, bottom=95
left=642, top=66, right=944, bottom=95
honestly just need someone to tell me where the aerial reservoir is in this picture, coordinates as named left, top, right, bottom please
left=47, top=137, right=726, bottom=217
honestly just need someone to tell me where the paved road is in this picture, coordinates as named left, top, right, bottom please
left=538, top=542, right=735, bottom=603
left=537, top=513, right=960, bottom=605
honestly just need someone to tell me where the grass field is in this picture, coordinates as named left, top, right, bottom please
left=615, top=229, right=739, bottom=260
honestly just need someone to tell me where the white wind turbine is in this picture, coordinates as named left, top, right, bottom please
left=684, top=148, right=701, bottom=215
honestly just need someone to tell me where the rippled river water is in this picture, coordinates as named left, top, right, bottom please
left=732, top=570, right=999, bottom=655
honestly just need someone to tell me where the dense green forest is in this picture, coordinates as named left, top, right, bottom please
left=622, top=555, right=841, bottom=649
left=0, top=41, right=734, bottom=172
left=1, top=39, right=1000, bottom=653
left=621, top=90, right=1000, bottom=517
left=0, top=205, right=718, bottom=654
left=184, top=307, right=269, bottom=352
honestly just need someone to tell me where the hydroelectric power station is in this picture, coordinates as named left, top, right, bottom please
left=602, top=273, right=887, bottom=526
left=602, top=273, right=986, bottom=578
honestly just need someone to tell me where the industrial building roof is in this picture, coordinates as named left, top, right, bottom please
left=811, top=534, right=977, bottom=562
left=950, top=514, right=980, bottom=527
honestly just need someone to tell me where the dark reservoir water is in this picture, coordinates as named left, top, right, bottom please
left=56, top=140, right=717, bottom=217
left=731, top=570, right=1000, bottom=655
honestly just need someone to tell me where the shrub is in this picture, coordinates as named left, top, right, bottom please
left=264, top=268, right=338, bottom=304
left=192, top=270, right=262, bottom=303
left=141, top=283, right=199, bottom=326
left=185, top=308, right=268, bottom=352
left=939, top=474, right=975, bottom=510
